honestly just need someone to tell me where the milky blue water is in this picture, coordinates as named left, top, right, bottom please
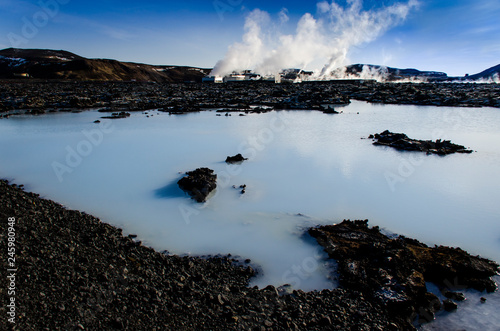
left=420, top=276, right=500, bottom=331
left=1, top=101, right=499, bottom=328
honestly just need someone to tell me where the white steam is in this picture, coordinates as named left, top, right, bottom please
left=211, top=0, right=419, bottom=79
left=316, top=0, right=419, bottom=77
left=210, top=9, right=270, bottom=77
left=330, top=65, right=390, bottom=82
left=330, top=64, right=435, bottom=82
left=464, top=73, right=500, bottom=84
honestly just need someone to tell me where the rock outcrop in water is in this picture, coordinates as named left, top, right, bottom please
left=177, top=168, right=217, bottom=202
left=101, top=111, right=131, bottom=119
left=309, top=220, right=499, bottom=328
left=225, top=154, right=248, bottom=164
left=370, top=130, right=473, bottom=155
left=322, top=106, right=340, bottom=114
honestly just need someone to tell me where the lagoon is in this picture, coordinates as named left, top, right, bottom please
left=1, top=101, right=499, bottom=295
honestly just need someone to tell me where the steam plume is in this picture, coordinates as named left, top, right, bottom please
left=211, top=0, right=419, bottom=79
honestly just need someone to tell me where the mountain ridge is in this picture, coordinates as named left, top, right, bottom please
left=336, top=64, right=449, bottom=82
left=465, top=63, right=500, bottom=81
left=0, top=48, right=211, bottom=83
left=0, top=48, right=498, bottom=83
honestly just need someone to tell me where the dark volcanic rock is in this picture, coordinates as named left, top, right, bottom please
left=1, top=81, right=499, bottom=117
left=0, top=180, right=396, bottom=330
left=3, top=180, right=497, bottom=330
left=345, top=82, right=500, bottom=108
left=225, top=154, right=248, bottom=164
left=309, top=220, right=499, bottom=328
left=177, top=168, right=217, bottom=202
left=371, top=130, right=473, bottom=155
left=101, top=111, right=131, bottom=119
left=323, top=106, right=340, bottom=114
left=443, top=290, right=466, bottom=302
left=442, top=299, right=458, bottom=312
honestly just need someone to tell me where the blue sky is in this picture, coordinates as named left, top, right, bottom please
left=0, top=0, right=499, bottom=76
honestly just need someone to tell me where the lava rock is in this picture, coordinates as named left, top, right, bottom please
left=309, top=220, right=499, bottom=328
left=323, top=106, right=339, bottom=114
left=371, top=130, right=473, bottom=155
left=443, top=290, right=466, bottom=302
left=442, top=299, right=458, bottom=312
left=177, top=168, right=217, bottom=202
left=2, top=175, right=497, bottom=330
left=2, top=81, right=499, bottom=119
left=225, top=154, right=248, bottom=164
left=0, top=180, right=399, bottom=330
left=101, top=111, right=131, bottom=119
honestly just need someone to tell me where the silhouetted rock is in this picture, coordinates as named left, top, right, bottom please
left=323, top=106, right=339, bottom=114
left=225, top=154, right=248, bottom=164
left=101, top=111, right=130, bottom=119
left=442, top=299, right=458, bottom=312
left=371, top=130, right=473, bottom=155
left=443, top=290, right=466, bottom=302
left=177, top=168, right=217, bottom=202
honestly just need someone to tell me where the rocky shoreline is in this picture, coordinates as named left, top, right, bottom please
left=0, top=81, right=499, bottom=117
left=1, top=180, right=498, bottom=330
left=309, top=220, right=498, bottom=328
left=0, top=180, right=396, bottom=330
